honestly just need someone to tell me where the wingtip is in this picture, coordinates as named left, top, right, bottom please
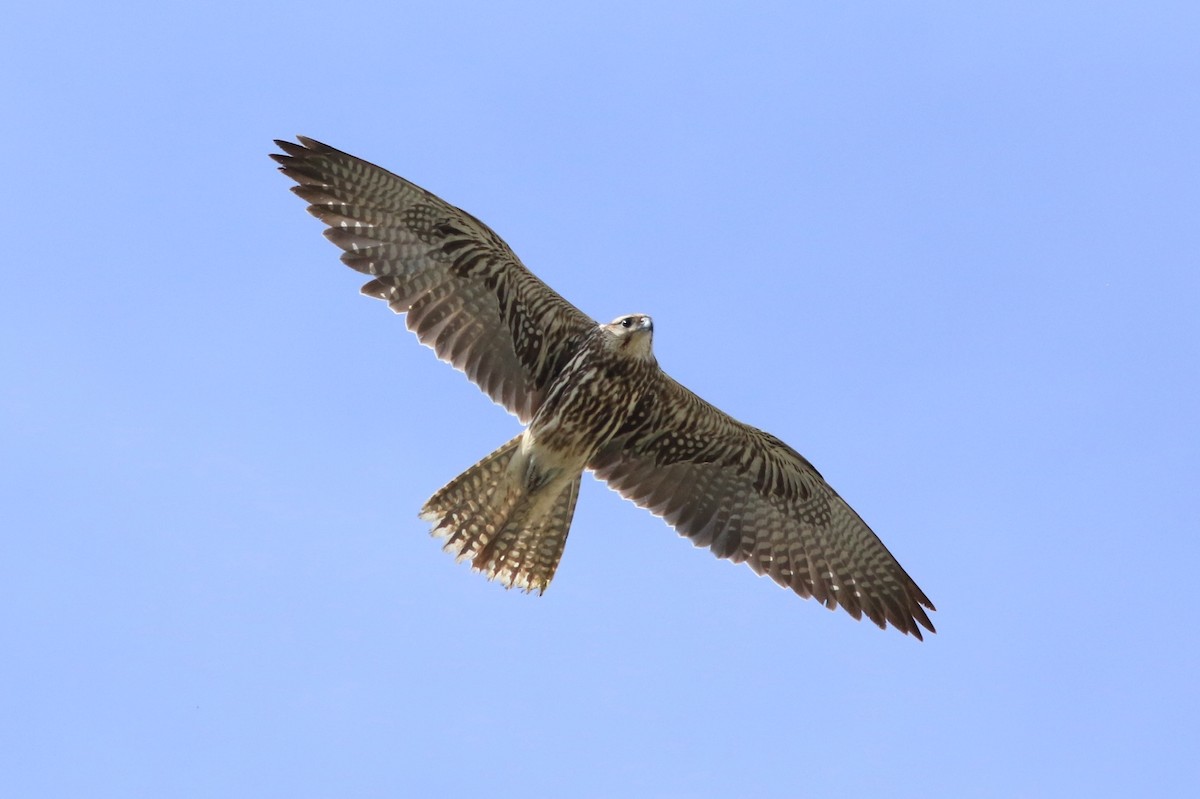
left=270, top=140, right=303, bottom=172
left=899, top=605, right=936, bottom=641
left=271, top=136, right=333, bottom=162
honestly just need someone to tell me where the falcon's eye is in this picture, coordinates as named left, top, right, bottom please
left=620, top=318, right=633, bottom=328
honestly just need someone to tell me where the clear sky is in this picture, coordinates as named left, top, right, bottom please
left=2, top=2, right=1197, bottom=797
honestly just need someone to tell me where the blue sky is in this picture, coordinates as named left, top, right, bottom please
left=2, top=2, right=1197, bottom=796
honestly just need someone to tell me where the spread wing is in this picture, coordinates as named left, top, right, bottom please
left=272, top=137, right=596, bottom=423
left=589, top=373, right=936, bottom=638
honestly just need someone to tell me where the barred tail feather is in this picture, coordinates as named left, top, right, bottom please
left=420, top=436, right=581, bottom=593
left=420, top=435, right=524, bottom=565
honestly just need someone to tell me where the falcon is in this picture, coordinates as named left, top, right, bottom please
left=272, top=137, right=936, bottom=638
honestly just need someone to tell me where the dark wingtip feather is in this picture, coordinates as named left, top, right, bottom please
left=295, top=134, right=327, bottom=150
left=271, top=136, right=341, bottom=170
left=271, top=137, right=310, bottom=163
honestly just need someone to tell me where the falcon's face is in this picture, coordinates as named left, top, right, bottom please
left=602, top=314, right=655, bottom=361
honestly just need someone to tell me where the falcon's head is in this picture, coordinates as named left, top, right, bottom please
left=602, top=314, right=655, bottom=362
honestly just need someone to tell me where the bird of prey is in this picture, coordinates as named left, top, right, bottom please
left=272, top=136, right=936, bottom=638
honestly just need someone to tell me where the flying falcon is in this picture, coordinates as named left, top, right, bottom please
left=272, top=137, right=936, bottom=638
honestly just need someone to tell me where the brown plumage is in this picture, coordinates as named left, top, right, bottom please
left=272, top=136, right=936, bottom=638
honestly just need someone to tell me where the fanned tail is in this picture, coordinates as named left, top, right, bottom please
left=420, top=436, right=581, bottom=593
